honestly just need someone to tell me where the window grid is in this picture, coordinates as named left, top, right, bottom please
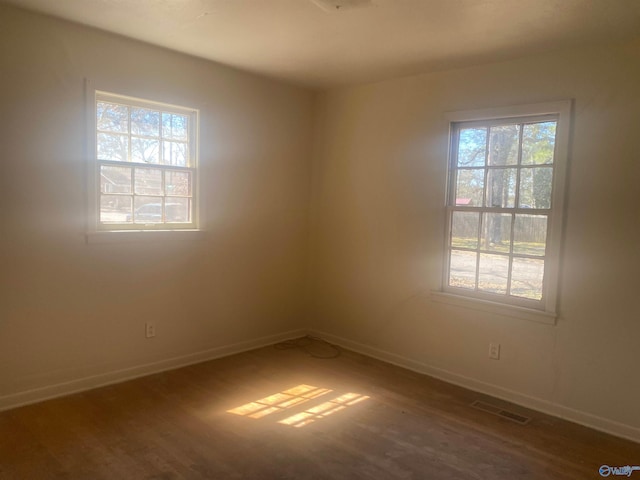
left=446, top=115, right=558, bottom=306
left=95, top=92, right=197, bottom=230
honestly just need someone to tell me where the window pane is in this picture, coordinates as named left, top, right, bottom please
left=96, top=94, right=198, bottom=232
left=162, top=113, right=188, bottom=140
left=166, top=198, right=190, bottom=223
left=163, top=141, right=188, bottom=166
left=486, top=168, right=516, bottom=208
left=455, top=169, right=484, bottom=206
left=518, top=167, right=553, bottom=209
left=134, top=168, right=163, bottom=196
left=457, top=128, right=486, bottom=167
left=449, top=250, right=477, bottom=290
left=488, top=125, right=519, bottom=166
left=451, top=212, right=479, bottom=249
left=511, top=258, right=544, bottom=300
left=522, top=122, right=556, bottom=165
left=134, top=196, right=163, bottom=224
left=97, top=102, right=128, bottom=133
left=514, top=215, right=547, bottom=256
left=131, top=108, right=160, bottom=137
left=100, top=195, right=132, bottom=223
left=132, top=137, right=160, bottom=164
left=481, top=213, right=511, bottom=253
left=165, top=171, right=191, bottom=196
left=100, top=165, right=131, bottom=194
left=97, top=133, right=128, bottom=162
left=478, top=253, right=509, bottom=294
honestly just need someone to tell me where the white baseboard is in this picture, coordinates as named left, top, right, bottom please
left=4, top=327, right=638, bottom=444
left=0, top=329, right=306, bottom=412
left=310, top=329, right=640, bottom=444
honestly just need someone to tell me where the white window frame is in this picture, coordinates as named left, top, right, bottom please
left=432, top=101, right=571, bottom=324
left=86, top=87, right=200, bottom=241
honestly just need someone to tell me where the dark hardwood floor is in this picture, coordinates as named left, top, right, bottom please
left=1, top=339, right=638, bottom=479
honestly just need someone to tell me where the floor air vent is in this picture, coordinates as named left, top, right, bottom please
left=470, top=400, right=531, bottom=425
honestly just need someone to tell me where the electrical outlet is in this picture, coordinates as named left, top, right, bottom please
left=489, top=343, right=500, bottom=360
left=145, top=322, right=156, bottom=338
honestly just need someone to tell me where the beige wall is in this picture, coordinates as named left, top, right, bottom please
left=309, top=39, right=640, bottom=436
left=0, top=5, right=313, bottom=398
left=2, top=3, right=639, bottom=441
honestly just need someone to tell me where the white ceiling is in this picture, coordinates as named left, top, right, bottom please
left=4, top=0, right=640, bottom=89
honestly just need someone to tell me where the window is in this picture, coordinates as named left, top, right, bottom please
left=91, top=91, right=198, bottom=232
left=437, top=101, right=571, bottom=323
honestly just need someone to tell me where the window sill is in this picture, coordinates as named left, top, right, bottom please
left=85, top=229, right=206, bottom=245
left=430, top=291, right=557, bottom=325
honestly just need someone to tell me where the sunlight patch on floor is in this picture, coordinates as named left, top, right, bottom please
left=227, top=384, right=369, bottom=427
left=227, top=384, right=332, bottom=419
